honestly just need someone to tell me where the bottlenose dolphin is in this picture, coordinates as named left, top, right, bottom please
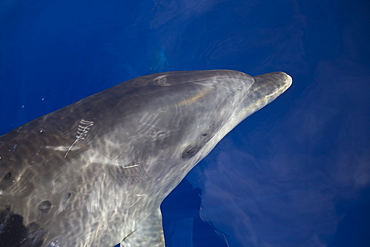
left=0, top=70, right=292, bottom=247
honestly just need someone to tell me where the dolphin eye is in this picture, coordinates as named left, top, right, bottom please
left=182, top=146, right=199, bottom=159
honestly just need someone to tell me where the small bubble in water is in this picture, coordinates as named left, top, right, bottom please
left=21, top=105, right=25, bottom=108
left=41, top=98, right=45, bottom=101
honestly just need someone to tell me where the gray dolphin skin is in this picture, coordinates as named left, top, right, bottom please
left=0, top=70, right=291, bottom=247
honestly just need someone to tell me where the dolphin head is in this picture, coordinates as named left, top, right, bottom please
left=102, top=70, right=292, bottom=199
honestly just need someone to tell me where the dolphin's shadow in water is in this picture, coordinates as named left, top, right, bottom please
left=113, top=178, right=229, bottom=247
left=161, top=179, right=229, bottom=247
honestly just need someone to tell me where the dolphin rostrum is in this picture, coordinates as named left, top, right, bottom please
left=0, top=70, right=292, bottom=247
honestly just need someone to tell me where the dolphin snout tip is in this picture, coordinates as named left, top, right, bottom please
left=279, top=71, right=293, bottom=88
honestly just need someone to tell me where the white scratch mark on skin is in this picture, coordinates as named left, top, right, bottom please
left=122, top=164, right=139, bottom=169
left=64, top=119, right=94, bottom=158
left=124, top=194, right=145, bottom=209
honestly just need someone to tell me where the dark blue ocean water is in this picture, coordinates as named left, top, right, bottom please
left=1, top=0, right=369, bottom=246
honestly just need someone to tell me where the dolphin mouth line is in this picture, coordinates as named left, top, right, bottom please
left=250, top=73, right=292, bottom=109
left=239, top=72, right=292, bottom=117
